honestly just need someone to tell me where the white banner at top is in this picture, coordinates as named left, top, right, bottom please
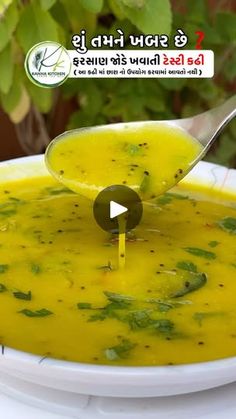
left=69, top=50, right=214, bottom=78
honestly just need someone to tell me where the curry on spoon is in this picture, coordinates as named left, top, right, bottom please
left=45, top=96, right=236, bottom=202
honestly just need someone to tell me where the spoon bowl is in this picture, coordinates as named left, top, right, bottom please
left=45, top=96, right=236, bottom=200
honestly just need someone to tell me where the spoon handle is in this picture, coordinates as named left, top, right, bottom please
left=171, top=95, right=236, bottom=151
left=203, top=95, right=236, bottom=148
left=191, top=95, right=236, bottom=149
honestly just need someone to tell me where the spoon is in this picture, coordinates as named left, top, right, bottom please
left=45, top=95, right=236, bottom=200
left=171, top=95, right=236, bottom=154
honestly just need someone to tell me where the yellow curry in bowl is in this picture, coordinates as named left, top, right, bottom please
left=0, top=124, right=236, bottom=367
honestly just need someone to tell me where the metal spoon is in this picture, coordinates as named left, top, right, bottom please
left=171, top=94, right=236, bottom=155
left=45, top=95, right=236, bottom=198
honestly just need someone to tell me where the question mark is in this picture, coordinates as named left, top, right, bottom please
left=195, top=31, right=205, bottom=49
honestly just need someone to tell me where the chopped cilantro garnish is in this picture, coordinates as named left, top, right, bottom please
left=125, top=144, right=142, bottom=156
left=0, top=283, right=7, bottom=292
left=176, top=261, right=198, bottom=273
left=104, top=291, right=134, bottom=303
left=13, top=290, right=32, bottom=301
left=171, top=272, right=207, bottom=298
left=140, top=172, right=150, bottom=193
left=208, top=241, right=220, bottom=248
left=19, top=308, right=53, bottom=317
left=193, top=311, right=224, bottom=326
left=104, top=339, right=136, bottom=361
left=183, top=247, right=216, bottom=260
left=217, top=217, right=236, bottom=234
left=31, top=263, right=42, bottom=274
left=45, top=187, right=74, bottom=196
left=0, top=264, right=9, bottom=274
left=157, top=192, right=188, bottom=205
left=77, top=303, right=92, bottom=309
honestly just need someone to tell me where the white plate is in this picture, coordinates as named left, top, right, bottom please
left=0, top=155, right=236, bottom=399
left=1, top=377, right=236, bottom=418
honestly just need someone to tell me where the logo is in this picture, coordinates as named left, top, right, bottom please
left=25, top=41, right=71, bottom=88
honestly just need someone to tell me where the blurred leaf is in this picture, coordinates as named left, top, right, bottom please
left=183, top=20, right=223, bottom=49
left=68, top=109, right=106, bottom=129
left=121, top=0, right=145, bottom=6
left=40, top=0, right=57, bottom=10
left=26, top=81, right=53, bottom=113
left=181, top=102, right=203, bottom=119
left=108, top=0, right=126, bottom=19
left=102, top=79, right=139, bottom=119
left=206, top=132, right=236, bottom=167
left=187, top=0, right=209, bottom=24
left=0, top=70, right=21, bottom=113
left=189, top=79, right=223, bottom=106
left=115, top=0, right=172, bottom=35
left=158, top=78, right=186, bottom=91
left=0, top=71, right=30, bottom=123
left=200, top=24, right=223, bottom=46
left=78, top=80, right=103, bottom=117
left=138, top=80, right=166, bottom=112
left=0, top=0, right=13, bottom=17
left=0, top=2, right=18, bottom=52
left=113, top=17, right=135, bottom=34
left=9, top=86, right=30, bottom=123
left=61, top=78, right=81, bottom=99
left=50, top=1, right=70, bottom=30
left=56, top=22, right=66, bottom=45
left=80, top=0, right=104, bottom=13
left=60, top=0, right=96, bottom=34
left=228, top=119, right=236, bottom=138
left=16, top=2, right=59, bottom=53
left=182, top=22, right=200, bottom=47
left=224, top=49, right=236, bottom=82
left=216, top=13, right=236, bottom=43
left=0, top=42, right=13, bottom=94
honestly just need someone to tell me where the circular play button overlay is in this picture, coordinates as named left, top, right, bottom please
left=93, top=185, right=143, bottom=234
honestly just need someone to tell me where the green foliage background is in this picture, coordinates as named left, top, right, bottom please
left=0, top=0, right=235, bottom=166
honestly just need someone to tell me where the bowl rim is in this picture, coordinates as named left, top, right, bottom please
left=0, top=154, right=236, bottom=377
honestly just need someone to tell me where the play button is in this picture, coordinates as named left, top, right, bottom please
left=110, top=201, right=127, bottom=219
left=93, top=185, right=143, bottom=234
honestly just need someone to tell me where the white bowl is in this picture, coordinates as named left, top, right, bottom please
left=0, top=155, right=236, bottom=399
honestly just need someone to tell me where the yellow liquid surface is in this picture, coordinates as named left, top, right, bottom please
left=0, top=176, right=236, bottom=366
left=46, top=123, right=203, bottom=201
left=118, top=215, right=126, bottom=269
